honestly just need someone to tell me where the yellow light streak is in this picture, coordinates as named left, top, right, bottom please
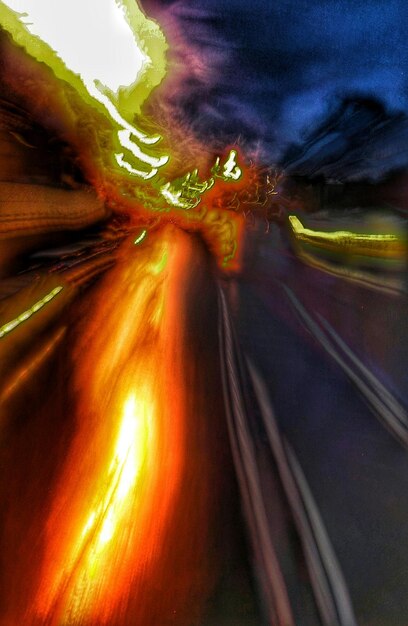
left=114, top=152, right=159, bottom=181
left=159, top=181, right=191, bottom=209
left=134, top=229, right=147, bottom=245
left=220, top=149, right=242, bottom=181
left=159, top=150, right=244, bottom=210
left=0, top=286, right=63, bottom=338
left=288, top=215, right=406, bottom=259
left=117, top=129, right=168, bottom=165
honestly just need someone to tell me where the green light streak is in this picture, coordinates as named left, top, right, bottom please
left=134, top=230, right=147, bottom=245
left=0, top=286, right=63, bottom=338
left=152, top=251, right=168, bottom=274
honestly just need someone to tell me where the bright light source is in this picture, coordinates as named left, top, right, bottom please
left=2, top=0, right=147, bottom=92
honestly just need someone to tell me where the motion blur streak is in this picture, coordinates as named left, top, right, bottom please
left=0, top=286, right=63, bottom=338
left=133, top=229, right=147, bottom=246
left=0, top=326, right=66, bottom=403
left=30, top=227, right=189, bottom=625
left=288, top=215, right=406, bottom=259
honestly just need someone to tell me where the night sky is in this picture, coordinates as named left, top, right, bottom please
left=145, top=0, right=408, bottom=180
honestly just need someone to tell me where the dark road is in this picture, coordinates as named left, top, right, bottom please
left=220, top=218, right=408, bottom=626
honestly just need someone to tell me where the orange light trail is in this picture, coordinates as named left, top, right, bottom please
left=30, top=228, right=189, bottom=625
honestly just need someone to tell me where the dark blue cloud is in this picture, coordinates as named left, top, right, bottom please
left=145, top=0, right=408, bottom=178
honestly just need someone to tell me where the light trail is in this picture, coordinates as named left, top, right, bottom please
left=288, top=215, right=406, bottom=259
left=0, top=326, right=66, bottom=403
left=0, top=227, right=227, bottom=626
left=30, top=228, right=188, bottom=625
left=134, top=229, right=147, bottom=246
left=0, top=285, right=63, bottom=338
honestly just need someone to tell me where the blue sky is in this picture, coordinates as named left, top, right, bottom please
left=145, top=0, right=408, bottom=176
